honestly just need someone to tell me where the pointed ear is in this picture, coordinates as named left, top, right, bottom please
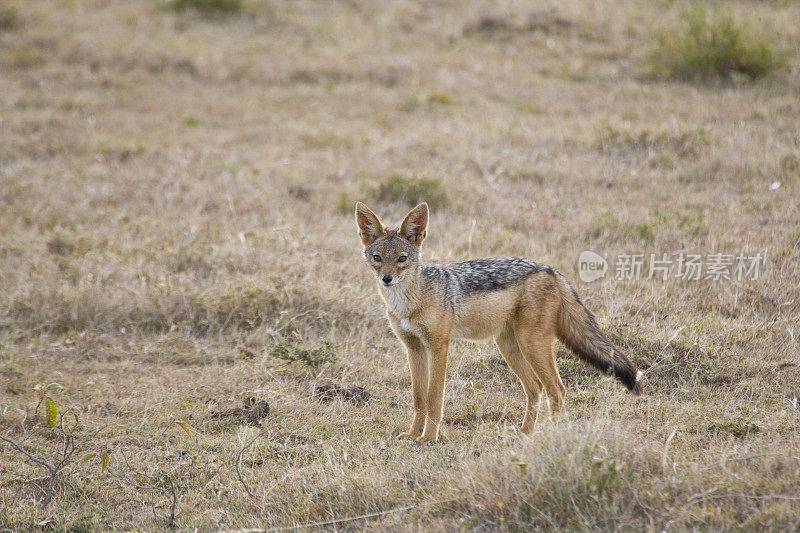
left=399, top=202, right=428, bottom=246
left=355, top=202, right=386, bottom=246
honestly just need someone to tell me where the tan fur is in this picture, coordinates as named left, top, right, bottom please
left=356, top=202, right=640, bottom=443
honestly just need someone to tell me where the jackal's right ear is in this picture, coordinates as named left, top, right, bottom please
left=399, top=202, right=428, bottom=247
left=355, top=202, right=386, bottom=246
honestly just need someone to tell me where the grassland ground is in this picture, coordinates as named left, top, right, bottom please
left=1, top=0, right=799, bottom=530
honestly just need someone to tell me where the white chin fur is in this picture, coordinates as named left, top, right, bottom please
left=379, top=280, right=413, bottom=317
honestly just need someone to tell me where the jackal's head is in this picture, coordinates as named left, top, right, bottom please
left=354, top=202, right=428, bottom=287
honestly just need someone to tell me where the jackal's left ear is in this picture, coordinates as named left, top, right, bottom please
left=399, top=202, right=428, bottom=246
left=355, top=202, right=386, bottom=246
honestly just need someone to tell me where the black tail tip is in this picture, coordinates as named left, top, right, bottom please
left=618, top=368, right=642, bottom=395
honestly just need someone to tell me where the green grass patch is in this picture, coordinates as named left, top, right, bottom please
left=649, top=8, right=784, bottom=81
left=586, top=210, right=655, bottom=245
left=679, top=210, right=707, bottom=238
left=334, top=191, right=356, bottom=215
left=634, top=222, right=655, bottom=244
left=0, top=7, right=20, bottom=31
left=269, top=333, right=338, bottom=370
left=400, top=92, right=455, bottom=112
left=372, top=173, right=447, bottom=208
left=708, top=419, right=762, bottom=438
left=167, top=0, right=243, bottom=15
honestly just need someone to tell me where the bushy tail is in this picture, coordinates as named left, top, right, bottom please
left=555, top=276, right=641, bottom=394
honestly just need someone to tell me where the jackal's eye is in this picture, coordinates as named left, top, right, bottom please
left=373, top=254, right=381, bottom=262
left=398, top=255, right=407, bottom=263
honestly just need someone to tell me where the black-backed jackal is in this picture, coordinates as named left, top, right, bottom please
left=356, top=202, right=641, bottom=443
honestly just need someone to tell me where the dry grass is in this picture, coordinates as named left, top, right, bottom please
left=1, top=0, right=799, bottom=530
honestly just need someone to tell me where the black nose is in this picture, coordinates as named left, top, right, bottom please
left=381, top=274, right=393, bottom=285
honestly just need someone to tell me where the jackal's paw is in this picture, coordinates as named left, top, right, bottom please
left=415, top=434, right=440, bottom=444
left=397, top=431, right=421, bottom=441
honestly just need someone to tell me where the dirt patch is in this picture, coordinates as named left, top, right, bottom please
left=464, top=9, right=573, bottom=36
left=210, top=397, right=269, bottom=425
left=314, top=381, right=370, bottom=405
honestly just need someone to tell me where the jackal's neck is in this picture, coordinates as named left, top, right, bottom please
left=378, top=265, right=423, bottom=318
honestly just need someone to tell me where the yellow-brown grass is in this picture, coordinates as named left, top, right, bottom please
left=1, top=0, right=799, bottom=530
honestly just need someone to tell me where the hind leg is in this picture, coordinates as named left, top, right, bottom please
left=495, top=323, right=543, bottom=432
left=514, top=325, right=566, bottom=418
